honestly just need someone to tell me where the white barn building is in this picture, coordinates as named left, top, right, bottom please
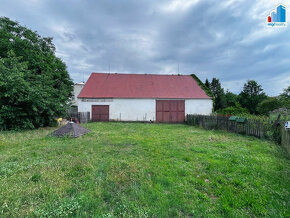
left=77, top=73, right=212, bottom=123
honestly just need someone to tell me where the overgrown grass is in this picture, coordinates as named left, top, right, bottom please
left=0, top=123, right=289, bottom=217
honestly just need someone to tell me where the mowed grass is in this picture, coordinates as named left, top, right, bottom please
left=0, top=122, right=289, bottom=217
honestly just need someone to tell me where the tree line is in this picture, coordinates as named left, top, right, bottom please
left=205, top=78, right=290, bottom=116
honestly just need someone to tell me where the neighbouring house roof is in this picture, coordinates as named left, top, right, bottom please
left=78, top=73, right=211, bottom=99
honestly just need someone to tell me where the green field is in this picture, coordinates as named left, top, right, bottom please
left=0, top=122, right=289, bottom=217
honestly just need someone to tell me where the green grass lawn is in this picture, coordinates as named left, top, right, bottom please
left=0, top=122, right=289, bottom=217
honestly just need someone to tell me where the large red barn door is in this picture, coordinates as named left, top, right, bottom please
left=156, top=100, right=185, bottom=123
left=92, top=105, right=109, bottom=122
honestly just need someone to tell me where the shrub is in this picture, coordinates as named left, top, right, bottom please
left=269, top=107, right=290, bottom=121
left=217, top=103, right=249, bottom=116
left=257, top=98, right=281, bottom=115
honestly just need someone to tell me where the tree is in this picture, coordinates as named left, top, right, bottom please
left=210, top=78, right=226, bottom=111
left=238, top=80, right=267, bottom=114
left=205, top=78, right=210, bottom=89
left=225, top=90, right=238, bottom=107
left=280, top=86, right=290, bottom=99
left=279, top=86, right=290, bottom=109
left=257, top=97, right=281, bottom=115
left=0, top=17, right=73, bottom=130
left=0, top=52, right=35, bottom=129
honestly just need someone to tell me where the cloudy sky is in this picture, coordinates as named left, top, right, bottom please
left=1, top=0, right=289, bottom=95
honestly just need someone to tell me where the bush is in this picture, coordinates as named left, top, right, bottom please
left=217, top=103, right=249, bottom=116
left=269, top=107, right=290, bottom=121
left=257, top=98, right=281, bottom=116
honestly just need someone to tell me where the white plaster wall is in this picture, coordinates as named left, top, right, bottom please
left=78, top=98, right=213, bottom=121
left=72, top=84, right=84, bottom=106
left=185, top=99, right=213, bottom=115
left=78, top=98, right=156, bottom=121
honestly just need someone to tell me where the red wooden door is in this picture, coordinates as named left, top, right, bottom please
left=92, top=105, right=109, bottom=122
left=156, top=100, right=185, bottom=123
left=156, top=101, right=163, bottom=122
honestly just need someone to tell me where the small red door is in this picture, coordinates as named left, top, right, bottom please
left=156, top=100, right=185, bottom=123
left=92, top=105, right=109, bottom=122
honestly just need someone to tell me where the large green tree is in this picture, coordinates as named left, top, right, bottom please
left=204, top=78, right=210, bottom=89
left=225, top=90, right=238, bottom=107
left=209, top=78, right=226, bottom=111
left=0, top=17, right=73, bottom=130
left=238, top=80, right=267, bottom=114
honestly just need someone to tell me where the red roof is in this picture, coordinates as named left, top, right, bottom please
left=78, top=73, right=211, bottom=99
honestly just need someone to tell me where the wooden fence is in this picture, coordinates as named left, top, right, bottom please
left=68, top=112, right=90, bottom=124
left=281, top=126, right=290, bottom=154
left=187, top=115, right=290, bottom=155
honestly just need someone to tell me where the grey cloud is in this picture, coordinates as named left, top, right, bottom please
left=1, top=0, right=289, bottom=95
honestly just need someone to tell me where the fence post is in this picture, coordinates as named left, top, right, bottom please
left=281, top=123, right=290, bottom=155
left=216, top=116, right=219, bottom=130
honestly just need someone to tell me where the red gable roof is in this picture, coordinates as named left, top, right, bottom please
left=78, top=73, right=211, bottom=99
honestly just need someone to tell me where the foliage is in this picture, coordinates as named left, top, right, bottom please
left=280, top=86, right=290, bottom=99
left=0, top=17, right=73, bottom=130
left=279, top=86, right=290, bottom=109
left=238, top=80, right=267, bottom=114
left=269, top=107, right=290, bottom=121
left=225, top=90, right=238, bottom=107
left=217, top=103, right=249, bottom=115
left=234, top=113, right=269, bottom=121
left=191, top=74, right=213, bottom=98
left=0, top=122, right=289, bottom=217
left=0, top=52, right=35, bottom=130
left=209, top=78, right=226, bottom=111
left=187, top=114, right=286, bottom=146
left=256, top=87, right=290, bottom=117
left=205, top=78, right=210, bottom=89
left=257, top=97, right=282, bottom=116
